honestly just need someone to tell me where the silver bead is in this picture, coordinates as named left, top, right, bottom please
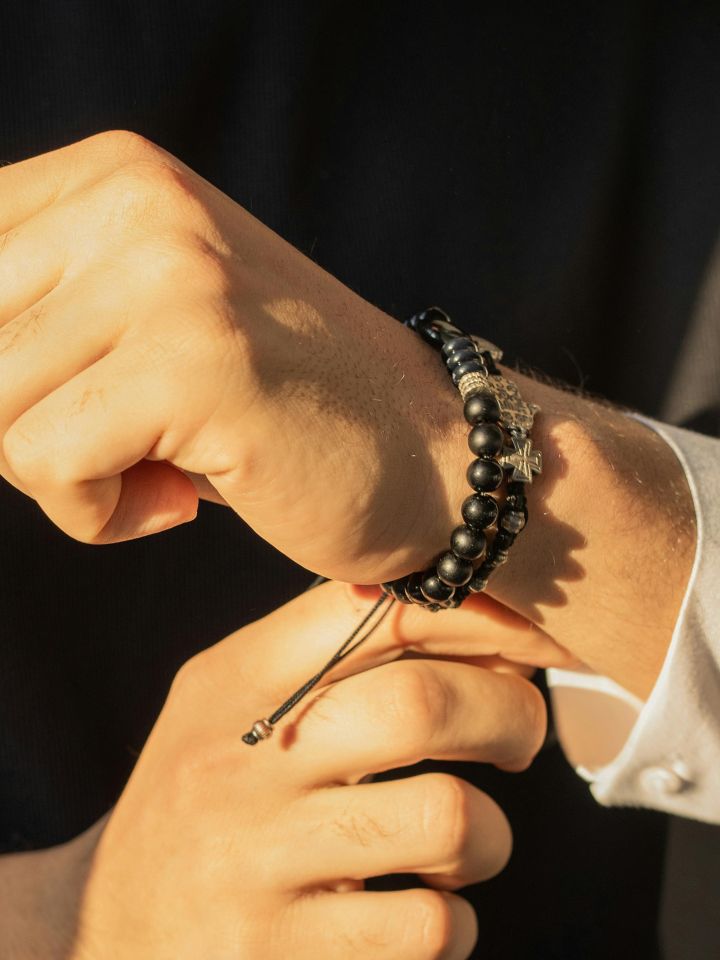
left=251, top=719, right=274, bottom=741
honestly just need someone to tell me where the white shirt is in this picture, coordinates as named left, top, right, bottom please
left=547, top=418, right=720, bottom=824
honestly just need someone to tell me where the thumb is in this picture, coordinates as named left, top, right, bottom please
left=38, top=459, right=198, bottom=543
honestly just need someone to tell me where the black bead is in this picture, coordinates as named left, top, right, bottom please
left=467, top=571, right=488, bottom=593
left=450, top=524, right=486, bottom=560
left=451, top=359, right=483, bottom=384
left=446, top=347, right=479, bottom=370
left=494, top=529, right=516, bottom=552
left=468, top=423, right=504, bottom=457
left=467, top=458, right=503, bottom=492
left=388, top=578, right=413, bottom=603
left=463, top=392, right=501, bottom=425
left=404, top=573, right=429, bottom=605
left=476, top=559, right=497, bottom=579
left=501, top=509, right=527, bottom=534
left=421, top=572, right=455, bottom=603
left=436, top=551, right=474, bottom=587
left=493, top=549, right=510, bottom=566
left=441, top=336, right=475, bottom=357
left=461, top=493, right=499, bottom=529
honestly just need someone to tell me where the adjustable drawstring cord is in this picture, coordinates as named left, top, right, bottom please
left=241, top=578, right=396, bottom=745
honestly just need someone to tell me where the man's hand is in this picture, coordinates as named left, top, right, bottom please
left=0, top=129, right=697, bottom=697
left=0, top=129, right=465, bottom=582
left=0, top=581, right=550, bottom=960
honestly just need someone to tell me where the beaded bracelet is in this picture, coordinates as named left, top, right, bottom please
left=241, top=307, right=543, bottom=745
left=380, top=307, right=542, bottom=611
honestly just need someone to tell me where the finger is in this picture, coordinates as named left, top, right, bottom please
left=275, top=658, right=547, bottom=783
left=0, top=276, right=126, bottom=431
left=2, top=345, right=199, bottom=542
left=292, top=889, right=477, bottom=960
left=285, top=773, right=511, bottom=889
left=206, top=578, right=565, bottom=732
left=0, top=129, right=161, bottom=234
left=351, top=583, right=574, bottom=669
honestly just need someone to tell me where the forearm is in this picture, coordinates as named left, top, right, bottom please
left=409, top=363, right=696, bottom=700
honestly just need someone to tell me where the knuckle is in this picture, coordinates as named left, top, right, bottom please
left=383, top=662, right=450, bottom=753
left=168, top=651, right=212, bottom=706
left=410, top=890, right=456, bottom=958
left=3, top=420, right=44, bottom=483
left=91, top=128, right=162, bottom=162
left=509, top=677, right=548, bottom=771
left=421, top=774, right=472, bottom=866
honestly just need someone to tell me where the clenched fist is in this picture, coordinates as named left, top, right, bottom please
left=0, top=129, right=463, bottom=582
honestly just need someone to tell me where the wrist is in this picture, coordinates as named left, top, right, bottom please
left=486, top=372, right=696, bottom=697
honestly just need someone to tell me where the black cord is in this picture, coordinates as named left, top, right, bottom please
left=241, top=583, right=396, bottom=744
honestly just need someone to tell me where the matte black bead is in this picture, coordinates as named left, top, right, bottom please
left=476, top=559, right=497, bottom=578
left=463, top=393, right=501, bottom=425
left=468, top=423, right=504, bottom=457
left=442, top=336, right=475, bottom=357
left=467, top=458, right=503, bottom=492
left=436, top=551, right=474, bottom=587
left=450, top=524, right=486, bottom=560
left=494, top=529, right=516, bottom=552
left=446, top=347, right=479, bottom=370
left=451, top=359, right=484, bottom=384
left=467, top=572, right=488, bottom=593
left=404, top=573, right=429, bottom=605
left=443, top=594, right=463, bottom=609
left=461, top=493, right=499, bottom=529
left=421, top=572, right=455, bottom=603
left=493, top=549, right=510, bottom=566
left=501, top=509, right=526, bottom=534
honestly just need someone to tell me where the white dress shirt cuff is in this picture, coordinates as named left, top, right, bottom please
left=546, top=417, right=720, bottom=824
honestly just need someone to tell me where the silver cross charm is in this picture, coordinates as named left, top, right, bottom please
left=498, top=435, right=543, bottom=483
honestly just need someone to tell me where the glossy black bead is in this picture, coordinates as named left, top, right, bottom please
left=450, top=524, right=486, bottom=560
left=494, top=529, right=516, bottom=552
left=451, top=359, right=484, bottom=384
left=388, top=578, right=413, bottom=603
left=446, top=347, right=479, bottom=370
left=441, top=336, right=475, bottom=357
left=468, top=423, right=504, bottom=457
left=404, top=573, right=429, bottom=605
left=436, top=551, right=474, bottom=587
left=467, top=458, right=503, bottom=492
left=461, top=493, right=499, bottom=529
left=501, top=509, right=526, bottom=534
left=493, top=549, right=510, bottom=566
left=421, top=572, right=455, bottom=603
left=463, top=392, right=501, bottom=425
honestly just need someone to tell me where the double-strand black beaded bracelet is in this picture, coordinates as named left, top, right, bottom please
left=380, top=306, right=542, bottom=611
left=240, top=306, right=543, bottom=746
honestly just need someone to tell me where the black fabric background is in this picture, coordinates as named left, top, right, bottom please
left=1, top=2, right=719, bottom=957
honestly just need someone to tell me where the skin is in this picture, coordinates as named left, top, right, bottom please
left=0, top=130, right=698, bottom=954
left=0, top=580, right=551, bottom=959
left=0, top=129, right=695, bottom=698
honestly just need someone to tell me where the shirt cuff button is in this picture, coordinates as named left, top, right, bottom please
left=639, top=763, right=691, bottom=796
